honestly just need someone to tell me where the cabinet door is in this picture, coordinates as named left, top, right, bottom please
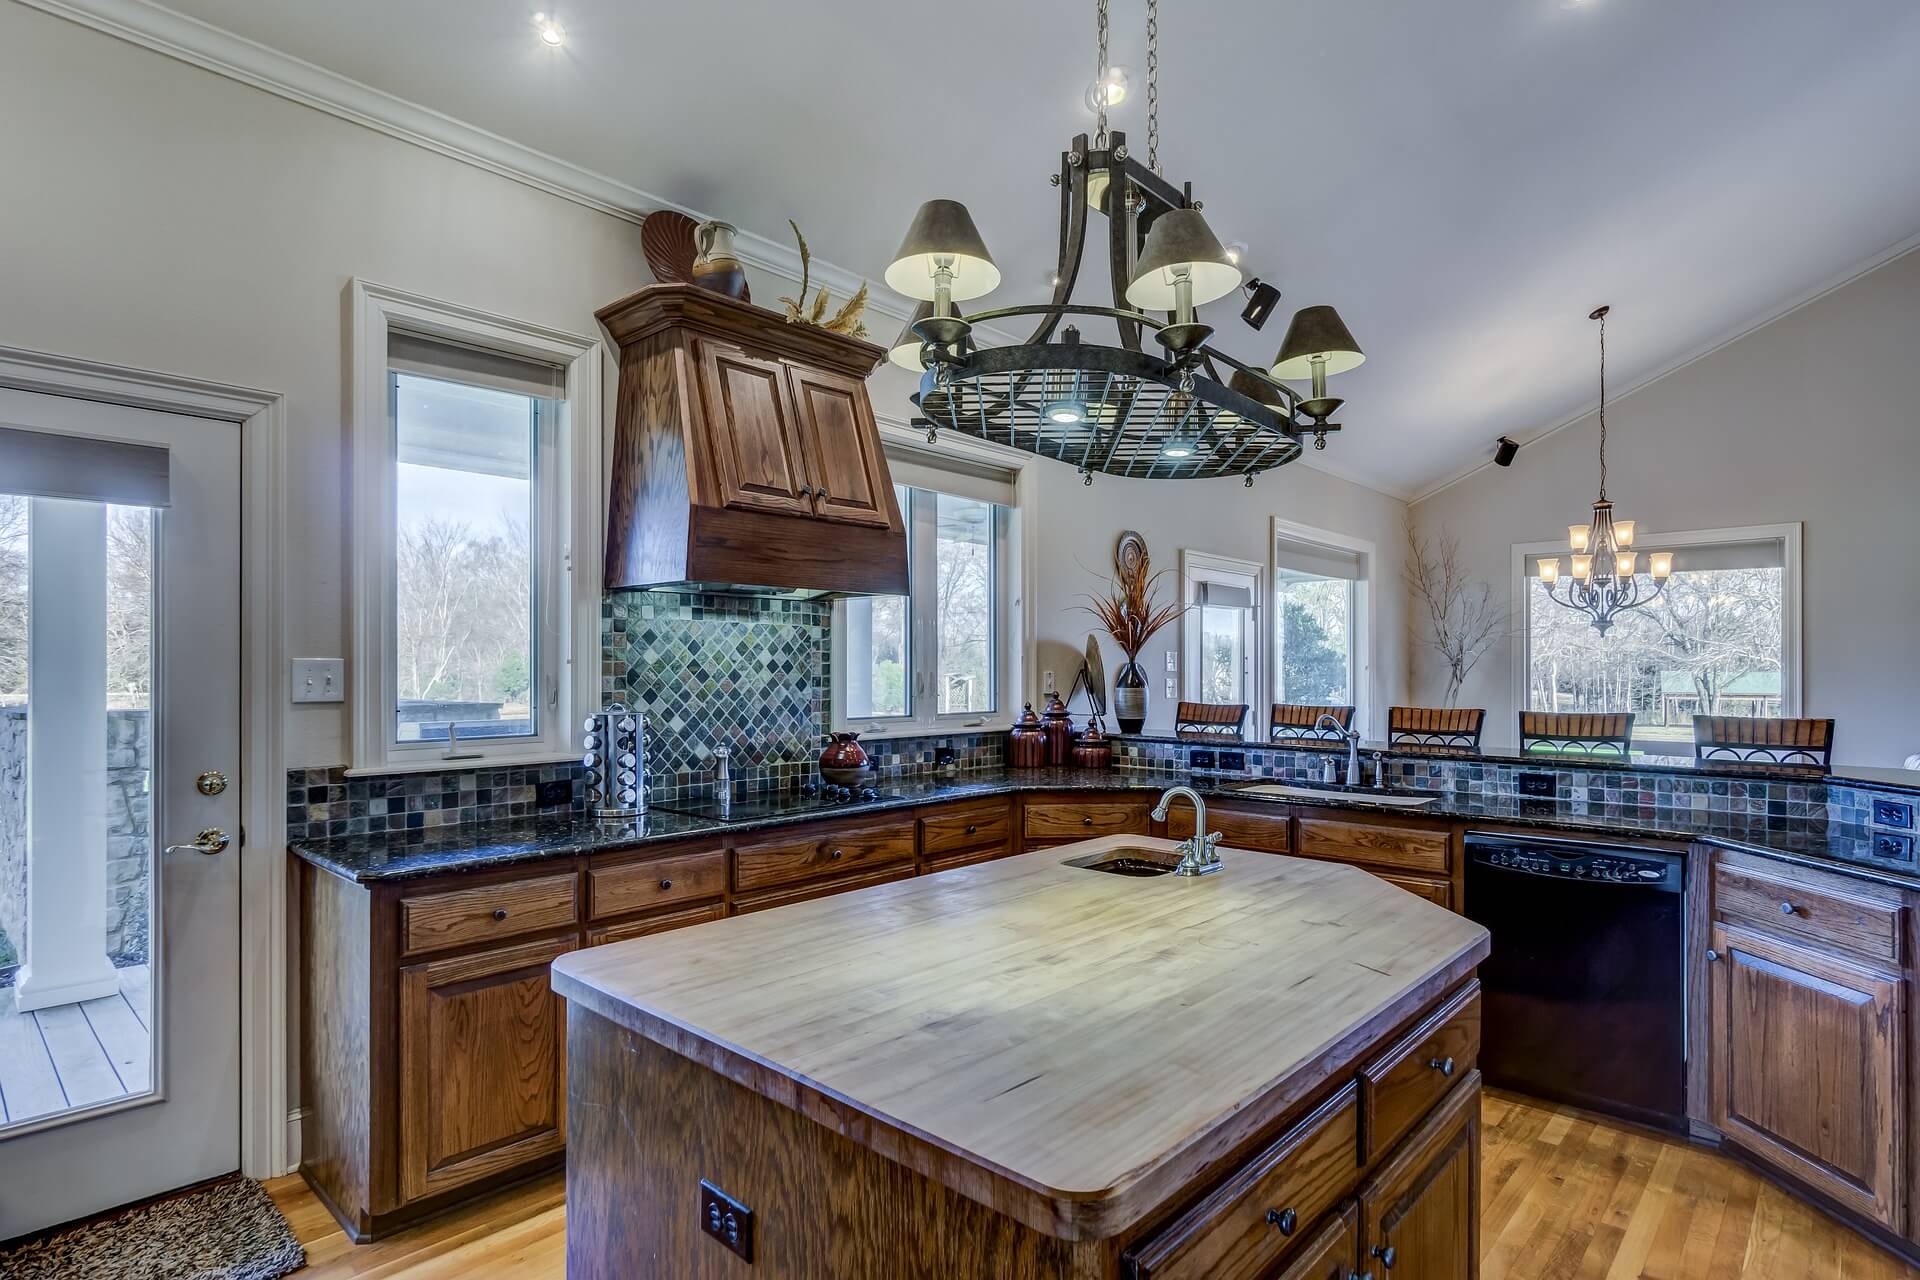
left=397, top=933, right=576, bottom=1204
left=1709, top=921, right=1904, bottom=1227
left=695, top=340, right=814, bottom=516
left=786, top=364, right=895, bottom=528
left=1360, top=1074, right=1478, bottom=1280
left=1274, top=1204, right=1360, bottom=1280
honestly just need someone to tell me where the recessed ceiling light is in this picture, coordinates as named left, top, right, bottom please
left=533, top=12, right=566, bottom=45
left=1085, top=65, right=1132, bottom=112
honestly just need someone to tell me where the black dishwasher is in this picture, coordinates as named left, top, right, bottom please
left=1464, top=832, right=1687, bottom=1131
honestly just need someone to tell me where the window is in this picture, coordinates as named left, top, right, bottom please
left=1518, top=525, right=1799, bottom=758
left=1181, top=553, right=1261, bottom=707
left=834, top=449, right=1016, bottom=733
left=350, top=282, right=600, bottom=771
left=1272, top=525, right=1366, bottom=715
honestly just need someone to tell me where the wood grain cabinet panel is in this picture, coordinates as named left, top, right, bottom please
left=919, top=800, right=1014, bottom=860
left=694, top=340, right=814, bottom=517
left=1377, top=872, right=1453, bottom=911
left=731, top=864, right=914, bottom=915
left=397, top=934, right=576, bottom=1205
left=1708, top=922, right=1903, bottom=1227
left=586, top=902, right=726, bottom=947
left=1362, top=983, right=1481, bottom=1161
left=733, top=819, right=916, bottom=893
left=1271, top=1204, right=1360, bottom=1280
left=398, top=873, right=579, bottom=958
left=1712, top=863, right=1902, bottom=966
left=1125, top=1083, right=1358, bottom=1280
left=1021, top=798, right=1152, bottom=844
left=786, top=364, right=892, bottom=527
left=1359, top=1073, right=1479, bottom=1280
left=1161, top=803, right=1291, bottom=855
left=1297, top=817, right=1450, bottom=876
left=587, top=848, right=726, bottom=921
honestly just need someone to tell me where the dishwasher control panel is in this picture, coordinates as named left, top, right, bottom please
left=1469, top=838, right=1680, bottom=889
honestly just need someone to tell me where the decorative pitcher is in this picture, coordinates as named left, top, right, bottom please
left=691, top=220, right=749, bottom=299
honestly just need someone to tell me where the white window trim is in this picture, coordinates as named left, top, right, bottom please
left=1507, top=521, right=1804, bottom=752
left=1180, top=550, right=1264, bottom=710
left=347, top=280, right=601, bottom=773
left=830, top=421, right=1032, bottom=739
left=1270, top=517, right=1376, bottom=738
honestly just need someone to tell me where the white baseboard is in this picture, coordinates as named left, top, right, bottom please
left=283, top=1106, right=308, bottom=1176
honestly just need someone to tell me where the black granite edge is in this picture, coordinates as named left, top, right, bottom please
left=1111, top=733, right=1920, bottom=794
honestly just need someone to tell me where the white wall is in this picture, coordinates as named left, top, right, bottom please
left=1411, top=247, right=1920, bottom=766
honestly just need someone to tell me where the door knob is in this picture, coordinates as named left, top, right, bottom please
left=165, top=828, right=230, bottom=856
left=195, top=770, right=229, bottom=796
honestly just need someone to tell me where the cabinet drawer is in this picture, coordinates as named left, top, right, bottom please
left=1377, top=872, right=1452, bottom=911
left=587, top=847, right=727, bottom=921
left=919, top=800, right=1013, bottom=859
left=732, top=864, right=913, bottom=914
left=1297, top=817, right=1450, bottom=875
left=399, top=872, right=579, bottom=957
left=1361, top=982, right=1480, bottom=1159
left=733, top=818, right=915, bottom=893
left=924, top=845, right=1007, bottom=875
left=1126, top=1084, right=1359, bottom=1280
left=1713, top=863, right=1901, bottom=965
left=1163, top=804, right=1290, bottom=854
left=586, top=902, right=726, bottom=946
left=1023, top=799, right=1151, bottom=842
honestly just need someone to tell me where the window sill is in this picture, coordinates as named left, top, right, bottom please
left=342, top=749, right=582, bottom=778
left=837, top=721, right=1011, bottom=743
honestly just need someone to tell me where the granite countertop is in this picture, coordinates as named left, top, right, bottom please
left=288, top=765, right=1911, bottom=889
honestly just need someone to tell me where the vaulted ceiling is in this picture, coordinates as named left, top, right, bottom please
left=147, top=0, right=1920, bottom=496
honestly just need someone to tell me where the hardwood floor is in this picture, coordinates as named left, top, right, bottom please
left=267, top=1091, right=1920, bottom=1278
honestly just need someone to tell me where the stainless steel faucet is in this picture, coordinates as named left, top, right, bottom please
left=1150, top=785, right=1224, bottom=876
left=1316, top=713, right=1362, bottom=786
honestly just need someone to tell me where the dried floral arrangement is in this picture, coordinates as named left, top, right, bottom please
left=777, top=221, right=869, bottom=338
left=1079, top=534, right=1184, bottom=662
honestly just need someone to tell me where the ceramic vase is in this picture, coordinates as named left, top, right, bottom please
left=691, top=220, right=749, bottom=299
left=818, top=731, right=870, bottom=786
left=1114, top=659, right=1148, bottom=734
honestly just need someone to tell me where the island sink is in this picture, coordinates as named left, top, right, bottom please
left=1063, top=846, right=1182, bottom=876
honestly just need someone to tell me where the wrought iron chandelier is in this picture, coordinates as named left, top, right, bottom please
left=886, top=0, right=1364, bottom=486
left=1536, top=306, right=1672, bottom=634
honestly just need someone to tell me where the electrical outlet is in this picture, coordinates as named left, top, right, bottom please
left=1874, top=832, right=1915, bottom=863
left=1218, top=750, right=1247, bottom=772
left=1188, top=748, right=1218, bottom=770
left=290, top=658, right=345, bottom=704
left=536, top=779, right=572, bottom=808
left=1872, top=798, right=1914, bottom=830
left=1042, top=670, right=1056, bottom=695
left=699, top=1180, right=754, bottom=1263
left=1165, top=651, right=1177, bottom=671
left=1517, top=771, right=1556, bottom=798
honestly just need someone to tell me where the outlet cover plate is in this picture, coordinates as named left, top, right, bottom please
left=699, top=1180, right=754, bottom=1263
left=1872, top=798, right=1914, bottom=830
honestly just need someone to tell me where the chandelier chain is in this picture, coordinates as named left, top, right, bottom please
left=1094, top=0, right=1110, bottom=150
left=1146, top=0, right=1161, bottom=173
left=1597, top=307, right=1608, bottom=501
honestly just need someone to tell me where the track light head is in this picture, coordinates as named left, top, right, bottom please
left=1494, top=436, right=1520, bottom=467
left=1240, top=278, right=1282, bottom=331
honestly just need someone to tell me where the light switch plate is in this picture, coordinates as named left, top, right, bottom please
left=1164, top=651, right=1178, bottom=671
left=1164, top=676, right=1177, bottom=698
left=291, top=658, right=345, bottom=703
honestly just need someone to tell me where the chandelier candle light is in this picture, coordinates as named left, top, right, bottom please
left=1537, top=306, right=1672, bottom=634
left=886, top=0, right=1364, bottom=485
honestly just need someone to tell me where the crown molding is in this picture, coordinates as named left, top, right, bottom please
left=1408, top=227, right=1920, bottom=508
left=14, top=0, right=923, bottom=325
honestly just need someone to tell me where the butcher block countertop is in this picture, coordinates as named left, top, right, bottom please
left=550, top=835, right=1491, bottom=1240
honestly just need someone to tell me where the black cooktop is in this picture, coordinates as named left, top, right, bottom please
left=659, top=782, right=901, bottom=824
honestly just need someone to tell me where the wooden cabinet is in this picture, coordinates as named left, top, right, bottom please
left=1359, top=1072, right=1479, bottom=1280
left=787, top=364, right=893, bottom=527
left=1021, top=796, right=1153, bottom=846
left=1708, top=920, right=1903, bottom=1226
left=398, top=872, right=578, bottom=958
left=1272, top=1205, right=1360, bottom=1280
left=1361, top=983, right=1481, bottom=1161
left=1297, top=816, right=1451, bottom=876
left=587, top=847, right=726, bottom=921
left=732, top=864, right=915, bottom=914
left=694, top=340, right=816, bottom=518
left=919, top=798, right=1014, bottom=865
left=1161, top=802, right=1291, bottom=855
left=396, top=934, right=575, bottom=1204
left=732, top=815, right=916, bottom=893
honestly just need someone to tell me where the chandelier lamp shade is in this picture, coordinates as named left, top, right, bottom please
left=888, top=0, right=1364, bottom=483
left=1537, top=305, right=1672, bottom=635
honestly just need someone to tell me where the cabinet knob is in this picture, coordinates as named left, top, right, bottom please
left=830, top=848, right=844, bottom=860
left=798, top=484, right=813, bottom=498
left=1083, top=816, right=1095, bottom=827
left=1705, top=948, right=1720, bottom=962
left=659, top=879, right=673, bottom=891
left=492, top=908, right=508, bottom=922
left=965, top=824, right=977, bottom=835
left=1428, top=1056, right=1455, bottom=1078
left=1372, top=1244, right=1397, bottom=1268
left=1780, top=901, right=1796, bottom=915
left=1264, top=1206, right=1297, bottom=1236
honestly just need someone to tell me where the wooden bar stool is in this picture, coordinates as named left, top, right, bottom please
left=1387, top=706, right=1486, bottom=752
left=1173, top=702, right=1249, bottom=738
left=1270, top=703, right=1356, bottom=748
left=1693, top=715, right=1834, bottom=769
left=1519, top=711, right=1634, bottom=757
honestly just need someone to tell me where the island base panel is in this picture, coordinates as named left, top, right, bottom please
left=564, top=1006, right=1112, bottom=1279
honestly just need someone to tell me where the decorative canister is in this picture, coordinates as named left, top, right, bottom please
left=1009, top=703, right=1047, bottom=768
left=818, top=731, right=871, bottom=786
left=1113, top=658, right=1148, bottom=734
left=1042, top=692, right=1074, bottom=767
left=691, top=220, right=749, bottom=299
left=1072, top=718, right=1113, bottom=771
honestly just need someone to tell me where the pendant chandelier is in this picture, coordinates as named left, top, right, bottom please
left=1536, top=306, right=1672, bottom=634
left=887, top=0, right=1363, bottom=486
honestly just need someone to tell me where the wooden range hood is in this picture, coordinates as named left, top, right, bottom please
left=596, top=284, right=908, bottom=596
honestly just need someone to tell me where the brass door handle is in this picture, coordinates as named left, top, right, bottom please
left=165, top=828, right=230, bottom=856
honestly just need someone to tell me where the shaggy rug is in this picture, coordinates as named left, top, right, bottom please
left=0, top=1175, right=305, bottom=1279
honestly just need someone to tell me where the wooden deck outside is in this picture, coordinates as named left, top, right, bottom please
left=0, top=963, right=151, bottom=1127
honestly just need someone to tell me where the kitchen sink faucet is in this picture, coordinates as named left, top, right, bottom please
left=1151, top=786, right=1224, bottom=876
left=1317, top=714, right=1363, bottom=786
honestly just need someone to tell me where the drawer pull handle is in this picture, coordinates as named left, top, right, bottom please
left=1372, top=1244, right=1397, bottom=1268
left=1780, top=901, right=1796, bottom=915
left=1082, top=816, right=1095, bottom=827
left=1706, top=948, right=1720, bottom=962
left=830, top=849, right=844, bottom=860
left=965, top=824, right=977, bottom=834
left=492, top=908, right=508, bottom=922
left=1428, top=1056, right=1455, bottom=1078
left=659, top=879, right=673, bottom=890
left=1264, top=1206, right=1297, bottom=1236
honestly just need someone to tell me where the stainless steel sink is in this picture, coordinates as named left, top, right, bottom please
left=1063, top=846, right=1182, bottom=877
left=1235, top=783, right=1439, bottom=809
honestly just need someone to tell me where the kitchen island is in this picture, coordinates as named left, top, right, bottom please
left=550, top=834, right=1491, bottom=1278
